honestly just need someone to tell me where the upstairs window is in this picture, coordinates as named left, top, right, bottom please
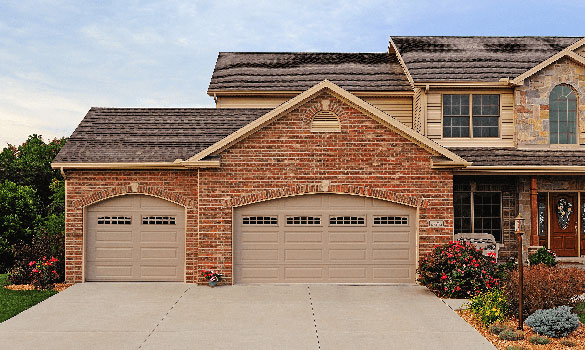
left=549, top=84, right=577, bottom=144
left=443, top=94, right=500, bottom=138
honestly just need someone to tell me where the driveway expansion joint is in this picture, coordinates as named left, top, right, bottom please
left=307, top=285, right=321, bottom=350
left=138, top=285, right=191, bottom=349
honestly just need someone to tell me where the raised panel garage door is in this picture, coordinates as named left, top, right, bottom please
left=234, top=194, right=416, bottom=284
left=86, top=195, right=185, bottom=281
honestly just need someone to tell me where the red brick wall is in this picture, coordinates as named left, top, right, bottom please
left=198, top=91, right=454, bottom=284
left=64, top=91, right=454, bottom=285
left=64, top=170, right=198, bottom=283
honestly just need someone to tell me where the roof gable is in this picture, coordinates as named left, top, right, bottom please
left=511, top=37, right=585, bottom=84
left=187, top=80, right=469, bottom=167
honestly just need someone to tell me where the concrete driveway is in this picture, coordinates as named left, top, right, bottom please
left=0, top=283, right=494, bottom=350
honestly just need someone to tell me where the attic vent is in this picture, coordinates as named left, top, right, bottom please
left=311, top=111, right=341, bottom=132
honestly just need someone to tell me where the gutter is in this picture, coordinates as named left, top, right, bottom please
left=456, top=165, right=585, bottom=174
left=51, top=160, right=221, bottom=170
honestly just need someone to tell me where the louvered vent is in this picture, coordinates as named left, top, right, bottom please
left=311, top=111, right=341, bottom=132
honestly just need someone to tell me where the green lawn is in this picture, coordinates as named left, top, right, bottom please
left=0, top=274, right=57, bottom=323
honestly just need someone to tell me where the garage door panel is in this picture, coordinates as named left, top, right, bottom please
left=284, top=267, right=323, bottom=279
left=284, top=231, right=323, bottom=242
left=328, top=232, right=367, bottom=243
left=94, top=230, right=133, bottom=242
left=329, top=267, right=367, bottom=279
left=328, top=249, right=367, bottom=261
left=372, top=231, right=411, bottom=243
left=235, top=194, right=416, bottom=284
left=94, top=247, right=133, bottom=259
left=241, top=231, right=279, bottom=243
left=86, top=195, right=185, bottom=282
left=285, top=249, right=323, bottom=261
left=240, top=249, right=279, bottom=261
left=140, top=247, right=178, bottom=259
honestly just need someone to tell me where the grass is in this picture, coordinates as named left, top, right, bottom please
left=0, top=273, right=57, bottom=323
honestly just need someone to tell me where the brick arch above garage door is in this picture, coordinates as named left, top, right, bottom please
left=234, top=193, right=417, bottom=284
left=86, top=194, right=185, bottom=281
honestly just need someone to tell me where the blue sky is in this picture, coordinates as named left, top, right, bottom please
left=1, top=0, right=584, bottom=146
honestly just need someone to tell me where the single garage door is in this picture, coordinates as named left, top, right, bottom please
left=234, top=194, right=416, bottom=284
left=86, top=195, right=185, bottom=281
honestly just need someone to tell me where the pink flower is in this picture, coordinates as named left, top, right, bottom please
left=32, top=269, right=38, bottom=273
left=28, top=261, right=35, bottom=266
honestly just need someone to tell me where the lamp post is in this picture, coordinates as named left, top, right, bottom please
left=514, top=214, right=525, bottom=330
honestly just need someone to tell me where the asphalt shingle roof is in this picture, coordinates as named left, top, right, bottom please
left=208, top=52, right=412, bottom=92
left=54, top=108, right=270, bottom=163
left=449, top=147, right=585, bottom=167
left=392, top=36, right=581, bottom=82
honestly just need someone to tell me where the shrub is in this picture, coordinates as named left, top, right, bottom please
left=8, top=229, right=64, bottom=285
left=469, top=288, right=509, bottom=327
left=529, top=247, right=557, bottom=267
left=417, top=241, right=500, bottom=298
left=504, top=265, right=585, bottom=316
left=525, top=306, right=580, bottom=338
left=573, top=302, right=585, bottom=324
left=506, top=346, right=527, bottom=350
left=560, top=339, right=577, bottom=347
left=489, top=323, right=508, bottom=335
left=528, top=335, right=550, bottom=345
left=499, top=329, right=524, bottom=341
left=0, top=180, right=41, bottom=271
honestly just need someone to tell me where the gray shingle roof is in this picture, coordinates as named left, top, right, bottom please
left=449, top=147, right=585, bottom=167
left=208, top=52, right=412, bottom=92
left=392, top=36, right=582, bottom=82
left=54, top=108, right=270, bottom=163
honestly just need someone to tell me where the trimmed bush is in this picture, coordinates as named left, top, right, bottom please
left=560, top=339, right=577, bottom=347
left=525, top=306, right=580, bottom=338
left=489, top=323, right=508, bottom=335
left=469, top=288, right=509, bottom=327
left=528, top=335, right=550, bottom=345
left=499, top=329, right=524, bottom=341
left=528, top=247, right=557, bottom=267
left=504, top=265, right=585, bottom=316
left=417, top=241, right=500, bottom=298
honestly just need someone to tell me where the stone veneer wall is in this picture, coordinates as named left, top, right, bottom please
left=515, top=57, right=585, bottom=145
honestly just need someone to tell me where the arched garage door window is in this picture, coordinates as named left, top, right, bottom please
left=549, top=84, right=578, bottom=144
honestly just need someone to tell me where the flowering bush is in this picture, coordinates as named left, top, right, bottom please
left=528, top=247, right=557, bottom=267
left=469, top=288, right=509, bottom=327
left=202, top=270, right=223, bottom=283
left=417, top=241, right=500, bottom=298
left=29, top=256, right=60, bottom=289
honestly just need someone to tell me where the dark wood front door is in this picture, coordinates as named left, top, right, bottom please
left=549, top=193, right=578, bottom=257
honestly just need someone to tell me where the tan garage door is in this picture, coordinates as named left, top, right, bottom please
left=86, top=195, right=185, bottom=281
left=234, top=194, right=416, bottom=284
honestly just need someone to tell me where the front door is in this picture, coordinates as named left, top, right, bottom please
left=549, top=192, right=578, bottom=257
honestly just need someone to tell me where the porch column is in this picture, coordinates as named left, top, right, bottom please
left=530, top=176, right=539, bottom=246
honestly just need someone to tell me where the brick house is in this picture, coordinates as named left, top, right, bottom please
left=53, top=36, right=585, bottom=285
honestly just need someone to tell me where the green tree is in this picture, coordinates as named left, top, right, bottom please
left=0, top=135, right=66, bottom=215
left=0, top=180, right=41, bottom=272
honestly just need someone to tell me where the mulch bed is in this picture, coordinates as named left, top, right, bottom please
left=457, top=309, right=585, bottom=349
left=4, top=283, right=71, bottom=292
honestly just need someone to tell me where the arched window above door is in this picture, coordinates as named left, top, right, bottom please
left=549, top=84, right=578, bottom=144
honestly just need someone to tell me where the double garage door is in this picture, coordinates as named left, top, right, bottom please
left=234, top=194, right=416, bottom=284
left=86, top=195, right=185, bottom=281
left=85, top=194, right=416, bottom=283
